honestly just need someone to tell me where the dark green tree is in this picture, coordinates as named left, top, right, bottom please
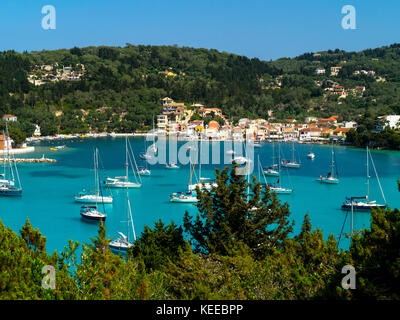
left=183, top=165, right=293, bottom=259
left=129, top=220, right=187, bottom=271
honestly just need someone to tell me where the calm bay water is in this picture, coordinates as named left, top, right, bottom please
left=0, top=137, right=399, bottom=253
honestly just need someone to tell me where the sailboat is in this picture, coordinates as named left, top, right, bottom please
left=188, top=140, right=217, bottom=191
left=109, top=180, right=136, bottom=253
left=262, top=144, right=293, bottom=194
left=263, top=141, right=279, bottom=176
left=341, top=146, right=387, bottom=211
left=149, top=116, right=158, bottom=154
left=0, top=125, right=22, bottom=196
left=138, top=163, right=151, bottom=176
left=307, top=144, right=315, bottom=159
left=170, top=153, right=199, bottom=203
left=139, top=137, right=153, bottom=160
left=75, top=148, right=113, bottom=203
left=104, top=137, right=142, bottom=188
left=281, top=141, right=301, bottom=168
left=318, top=143, right=339, bottom=184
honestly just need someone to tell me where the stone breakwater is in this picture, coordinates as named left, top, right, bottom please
left=0, top=158, right=57, bottom=163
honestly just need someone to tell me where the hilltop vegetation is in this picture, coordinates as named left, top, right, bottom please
left=1, top=44, right=400, bottom=140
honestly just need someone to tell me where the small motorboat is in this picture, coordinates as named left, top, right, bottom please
left=263, top=166, right=279, bottom=176
left=104, top=177, right=141, bottom=188
left=170, top=191, right=199, bottom=203
left=165, top=163, right=180, bottom=169
left=138, top=167, right=151, bottom=176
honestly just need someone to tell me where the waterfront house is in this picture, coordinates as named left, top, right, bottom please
left=205, top=120, right=220, bottom=138
left=219, top=125, right=231, bottom=140
left=232, top=127, right=243, bottom=141
left=238, top=118, right=250, bottom=127
left=282, top=128, right=297, bottom=140
left=332, top=127, right=351, bottom=137
left=156, top=114, right=168, bottom=132
left=298, top=128, right=322, bottom=141
left=321, top=127, right=334, bottom=138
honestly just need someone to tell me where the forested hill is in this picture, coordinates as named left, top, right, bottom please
left=1, top=43, right=400, bottom=138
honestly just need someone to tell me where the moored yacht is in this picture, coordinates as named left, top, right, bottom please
left=80, top=205, right=106, bottom=221
left=341, top=146, right=386, bottom=211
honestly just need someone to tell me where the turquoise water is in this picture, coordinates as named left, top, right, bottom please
left=0, top=137, right=399, bottom=253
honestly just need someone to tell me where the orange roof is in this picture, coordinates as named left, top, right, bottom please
left=208, top=120, right=220, bottom=129
left=299, top=128, right=322, bottom=132
left=2, top=114, right=16, bottom=118
left=319, top=116, right=338, bottom=122
left=333, top=128, right=351, bottom=133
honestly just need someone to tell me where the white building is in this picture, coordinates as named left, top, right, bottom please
left=342, top=121, right=358, bottom=129
left=2, top=114, right=17, bottom=122
left=377, top=115, right=400, bottom=130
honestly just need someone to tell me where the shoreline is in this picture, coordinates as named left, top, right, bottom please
left=25, top=132, right=399, bottom=151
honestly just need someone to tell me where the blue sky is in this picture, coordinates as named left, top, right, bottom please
left=0, top=0, right=399, bottom=60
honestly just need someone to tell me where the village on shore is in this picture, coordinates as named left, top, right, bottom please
left=1, top=96, right=400, bottom=155
left=153, top=97, right=400, bottom=144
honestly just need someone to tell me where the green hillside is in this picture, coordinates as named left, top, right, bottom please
left=1, top=43, right=400, bottom=138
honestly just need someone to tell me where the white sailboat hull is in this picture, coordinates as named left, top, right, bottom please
left=75, top=194, right=113, bottom=203
left=105, top=180, right=142, bottom=188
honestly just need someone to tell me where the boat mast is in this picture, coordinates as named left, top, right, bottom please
left=94, top=148, right=99, bottom=205
left=366, top=145, right=369, bottom=200
left=199, top=139, right=202, bottom=180
left=272, top=141, right=275, bottom=167
left=5, top=123, right=15, bottom=185
left=278, top=142, right=281, bottom=188
left=126, top=173, right=130, bottom=244
left=2, top=130, right=5, bottom=178
left=331, top=143, right=335, bottom=179
left=188, top=143, right=199, bottom=189
left=292, top=142, right=295, bottom=163
left=125, top=137, right=129, bottom=182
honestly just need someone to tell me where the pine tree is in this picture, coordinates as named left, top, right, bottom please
left=183, top=165, right=293, bottom=259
